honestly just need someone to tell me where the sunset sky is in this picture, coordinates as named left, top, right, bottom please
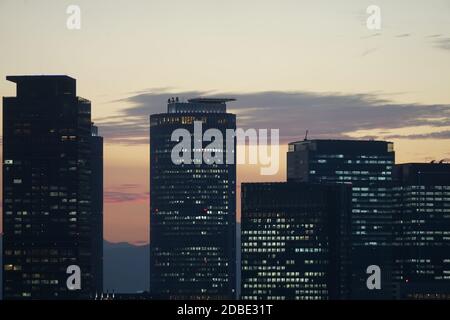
left=1, top=0, right=449, bottom=244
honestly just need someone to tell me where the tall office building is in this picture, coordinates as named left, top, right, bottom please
left=393, top=163, right=450, bottom=299
left=287, top=139, right=395, bottom=299
left=150, top=98, right=236, bottom=299
left=2, top=75, right=103, bottom=299
left=90, top=125, right=104, bottom=295
left=241, top=182, right=352, bottom=300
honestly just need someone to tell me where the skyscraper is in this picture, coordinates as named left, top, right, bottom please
left=393, top=163, right=450, bottom=299
left=90, top=124, right=104, bottom=296
left=2, top=75, right=103, bottom=299
left=241, top=182, right=352, bottom=300
left=287, top=139, right=395, bottom=299
left=150, top=98, right=236, bottom=299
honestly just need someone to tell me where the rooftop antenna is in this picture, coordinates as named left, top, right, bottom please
left=304, top=130, right=309, bottom=141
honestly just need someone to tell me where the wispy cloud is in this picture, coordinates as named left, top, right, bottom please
left=361, top=47, right=378, bottom=57
left=361, top=33, right=382, bottom=39
left=95, top=90, right=450, bottom=145
left=395, top=33, right=411, bottom=38
left=434, top=37, right=450, bottom=51
left=104, top=184, right=149, bottom=203
left=384, top=130, right=450, bottom=140
left=427, top=34, right=450, bottom=51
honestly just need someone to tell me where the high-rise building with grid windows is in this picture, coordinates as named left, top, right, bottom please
left=241, top=182, right=352, bottom=300
left=2, top=75, right=103, bottom=299
left=287, top=139, right=396, bottom=299
left=393, top=163, right=450, bottom=299
left=150, top=98, right=236, bottom=299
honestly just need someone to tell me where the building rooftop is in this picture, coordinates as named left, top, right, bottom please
left=166, top=97, right=235, bottom=114
left=6, top=75, right=75, bottom=83
left=6, top=75, right=77, bottom=97
left=188, top=98, right=236, bottom=104
left=289, top=139, right=392, bottom=145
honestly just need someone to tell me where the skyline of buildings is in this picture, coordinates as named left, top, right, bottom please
left=241, top=141, right=450, bottom=300
left=1, top=75, right=450, bottom=300
left=2, top=0, right=450, bottom=247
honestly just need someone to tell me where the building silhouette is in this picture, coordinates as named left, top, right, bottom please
left=393, top=163, right=450, bottom=299
left=241, top=182, right=352, bottom=300
left=287, top=139, right=396, bottom=299
left=2, top=75, right=103, bottom=299
left=149, top=98, right=236, bottom=299
left=90, top=125, right=104, bottom=295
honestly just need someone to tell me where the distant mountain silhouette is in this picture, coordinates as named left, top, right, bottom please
left=104, top=240, right=149, bottom=293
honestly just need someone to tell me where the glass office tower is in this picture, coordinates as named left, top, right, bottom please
left=241, top=182, right=352, bottom=300
left=2, top=75, right=103, bottom=299
left=393, top=163, right=450, bottom=299
left=287, top=139, right=395, bottom=299
left=150, top=98, right=236, bottom=299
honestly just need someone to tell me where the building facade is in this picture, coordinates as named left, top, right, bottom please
left=2, top=75, right=103, bottom=299
left=287, top=139, right=396, bottom=299
left=90, top=125, right=104, bottom=295
left=241, top=182, right=352, bottom=300
left=150, top=98, right=236, bottom=299
left=393, top=163, right=450, bottom=299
